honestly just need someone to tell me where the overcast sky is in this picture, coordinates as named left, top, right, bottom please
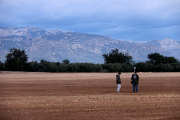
left=0, top=0, right=180, bottom=41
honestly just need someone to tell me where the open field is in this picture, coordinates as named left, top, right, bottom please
left=0, top=72, right=180, bottom=120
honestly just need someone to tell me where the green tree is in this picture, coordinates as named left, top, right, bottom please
left=29, top=61, right=39, bottom=72
left=171, top=62, right=180, bottom=72
left=135, top=62, right=149, bottom=72
left=40, top=59, right=52, bottom=72
left=62, top=59, right=70, bottom=64
left=147, top=53, right=164, bottom=65
left=155, top=63, right=166, bottom=72
left=102, top=49, right=133, bottom=64
left=147, top=53, right=178, bottom=65
left=164, top=63, right=173, bottom=72
left=0, top=61, right=5, bottom=71
left=50, top=63, right=58, bottom=72
left=5, top=48, right=28, bottom=71
left=165, top=57, right=178, bottom=63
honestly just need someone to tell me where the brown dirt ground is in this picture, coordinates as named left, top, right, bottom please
left=0, top=72, right=180, bottom=120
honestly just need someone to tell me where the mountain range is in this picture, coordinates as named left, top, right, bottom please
left=0, top=26, right=180, bottom=63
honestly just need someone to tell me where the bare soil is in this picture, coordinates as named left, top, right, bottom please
left=0, top=72, right=180, bottom=120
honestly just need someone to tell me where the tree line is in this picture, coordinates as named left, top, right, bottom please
left=0, top=48, right=180, bottom=72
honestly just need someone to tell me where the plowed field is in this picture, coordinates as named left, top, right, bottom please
left=0, top=72, right=180, bottom=120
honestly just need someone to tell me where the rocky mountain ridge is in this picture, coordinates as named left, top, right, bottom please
left=0, top=27, right=179, bottom=63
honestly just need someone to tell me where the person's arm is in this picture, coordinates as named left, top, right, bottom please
left=131, top=74, right=133, bottom=80
left=137, top=75, right=139, bottom=85
left=137, top=75, right=139, bottom=81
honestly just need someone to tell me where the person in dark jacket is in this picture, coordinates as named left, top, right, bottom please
left=116, top=72, right=121, bottom=93
left=131, top=71, right=139, bottom=93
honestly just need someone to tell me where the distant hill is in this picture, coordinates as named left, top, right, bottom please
left=0, top=27, right=179, bottom=63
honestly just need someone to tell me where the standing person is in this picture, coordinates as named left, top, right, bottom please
left=116, top=72, right=121, bottom=93
left=131, top=71, right=139, bottom=93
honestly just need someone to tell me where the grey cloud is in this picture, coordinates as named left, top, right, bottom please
left=0, top=0, right=180, bottom=41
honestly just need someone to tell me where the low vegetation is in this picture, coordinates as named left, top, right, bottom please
left=0, top=48, right=180, bottom=72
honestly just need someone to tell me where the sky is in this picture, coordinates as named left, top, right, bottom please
left=0, top=0, right=180, bottom=41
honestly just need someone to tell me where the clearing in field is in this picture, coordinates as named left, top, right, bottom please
left=0, top=72, right=180, bottom=120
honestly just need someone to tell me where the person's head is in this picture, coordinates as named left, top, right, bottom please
left=135, top=71, right=137, bottom=74
left=118, top=71, right=121, bottom=75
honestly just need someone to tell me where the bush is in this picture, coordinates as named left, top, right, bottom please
left=0, top=61, right=5, bottom=71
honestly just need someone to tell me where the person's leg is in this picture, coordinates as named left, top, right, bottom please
left=117, top=84, right=120, bottom=92
left=133, top=83, right=135, bottom=92
left=119, top=84, right=121, bottom=92
left=136, top=85, right=138, bottom=92
left=117, top=84, right=119, bottom=92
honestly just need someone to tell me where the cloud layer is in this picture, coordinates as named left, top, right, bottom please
left=0, top=0, right=180, bottom=41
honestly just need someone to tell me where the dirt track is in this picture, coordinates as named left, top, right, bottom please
left=0, top=72, right=180, bottom=120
